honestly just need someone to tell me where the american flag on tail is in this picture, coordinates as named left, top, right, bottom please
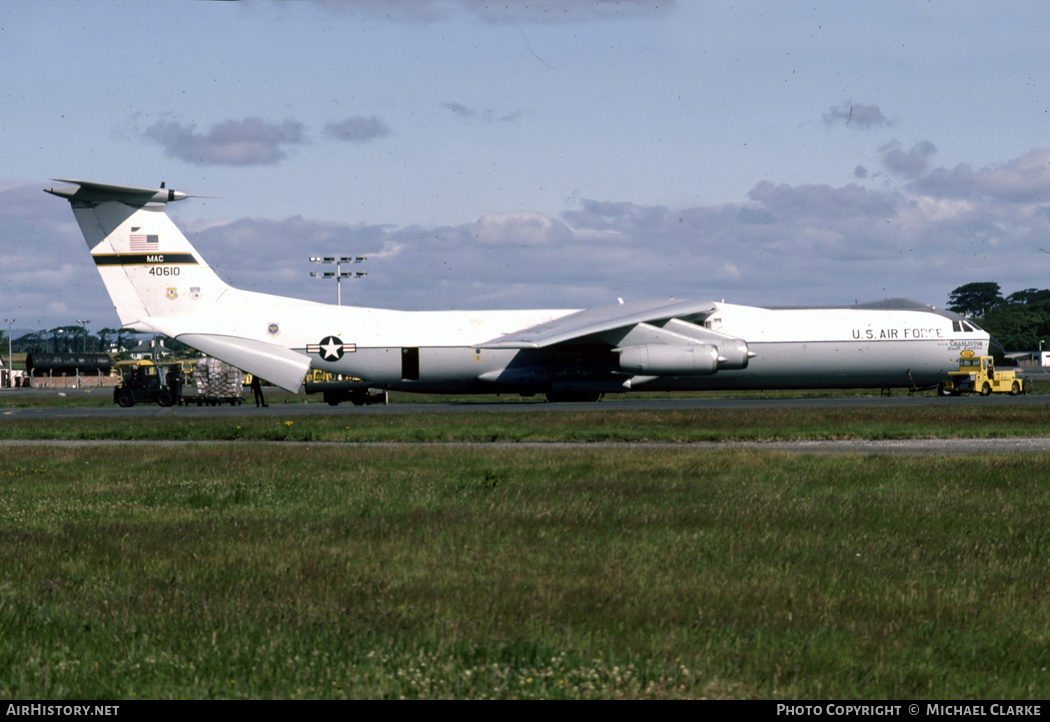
left=129, top=234, right=158, bottom=251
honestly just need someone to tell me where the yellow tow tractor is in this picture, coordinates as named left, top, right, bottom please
left=939, top=350, right=1023, bottom=396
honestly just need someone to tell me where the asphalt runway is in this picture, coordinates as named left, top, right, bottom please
left=4, top=387, right=1050, bottom=420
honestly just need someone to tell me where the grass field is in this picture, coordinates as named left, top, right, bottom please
left=4, top=401, right=1050, bottom=443
left=2, top=403, right=1050, bottom=698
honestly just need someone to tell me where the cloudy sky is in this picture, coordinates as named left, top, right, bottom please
left=4, top=0, right=1050, bottom=336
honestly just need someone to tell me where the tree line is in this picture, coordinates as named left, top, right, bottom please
left=2, top=327, right=144, bottom=356
left=947, top=282, right=1050, bottom=352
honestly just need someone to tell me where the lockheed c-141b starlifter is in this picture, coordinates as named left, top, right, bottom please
left=46, top=179, right=1004, bottom=404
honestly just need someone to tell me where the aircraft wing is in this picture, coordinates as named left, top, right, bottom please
left=478, top=298, right=718, bottom=349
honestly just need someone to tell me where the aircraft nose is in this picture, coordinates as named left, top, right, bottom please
left=988, top=333, right=1006, bottom=360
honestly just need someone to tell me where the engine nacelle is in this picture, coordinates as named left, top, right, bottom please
left=714, top=337, right=752, bottom=370
left=617, top=344, right=720, bottom=376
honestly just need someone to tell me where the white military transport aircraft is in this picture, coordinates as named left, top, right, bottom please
left=46, top=179, right=1003, bottom=404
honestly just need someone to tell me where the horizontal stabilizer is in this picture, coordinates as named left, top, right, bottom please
left=44, top=179, right=197, bottom=205
left=177, top=334, right=312, bottom=393
left=479, top=298, right=717, bottom=349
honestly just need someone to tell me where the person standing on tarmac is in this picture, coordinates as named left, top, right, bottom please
left=166, top=365, right=183, bottom=400
left=250, top=375, right=268, bottom=407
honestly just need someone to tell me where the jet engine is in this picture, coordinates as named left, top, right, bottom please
left=711, top=337, right=752, bottom=370
left=616, top=344, right=721, bottom=375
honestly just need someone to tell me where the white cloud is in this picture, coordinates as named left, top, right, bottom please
left=441, top=102, right=523, bottom=124
left=305, top=0, right=675, bottom=23
left=823, top=102, right=892, bottom=130
left=881, top=140, right=938, bottom=179
left=472, top=211, right=562, bottom=245
left=143, top=118, right=307, bottom=166
left=323, top=116, right=391, bottom=143
left=914, top=149, right=1050, bottom=202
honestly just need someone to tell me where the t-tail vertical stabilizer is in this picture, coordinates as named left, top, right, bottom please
left=44, top=179, right=230, bottom=329
left=47, top=180, right=312, bottom=392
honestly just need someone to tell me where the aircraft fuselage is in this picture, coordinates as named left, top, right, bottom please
left=194, top=296, right=994, bottom=395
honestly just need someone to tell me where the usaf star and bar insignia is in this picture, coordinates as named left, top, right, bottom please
left=307, top=336, right=356, bottom=361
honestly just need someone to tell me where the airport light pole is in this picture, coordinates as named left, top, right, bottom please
left=77, top=319, right=90, bottom=353
left=4, top=319, right=12, bottom=388
left=309, top=256, right=367, bottom=306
